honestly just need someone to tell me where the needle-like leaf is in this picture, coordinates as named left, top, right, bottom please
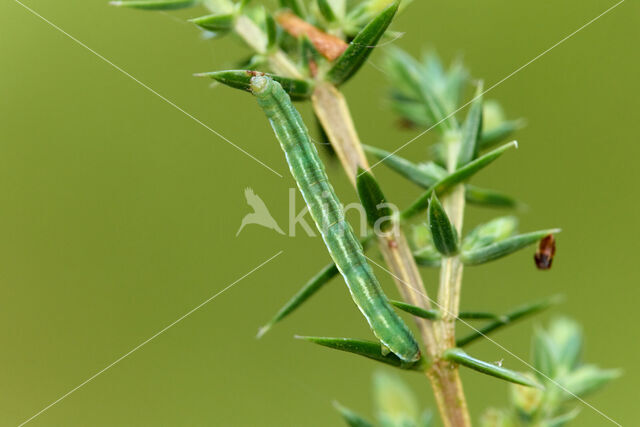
left=401, top=141, right=518, bottom=219
left=265, top=11, right=277, bottom=49
left=389, top=300, right=440, bottom=320
left=458, top=311, right=504, bottom=321
left=333, top=402, right=374, bottom=427
left=461, top=216, right=518, bottom=252
left=317, top=0, right=337, bottom=22
left=279, top=0, right=307, bottom=17
left=189, top=13, right=235, bottom=32
left=461, top=229, right=561, bottom=265
left=385, top=48, right=456, bottom=132
left=560, top=365, right=621, bottom=400
left=428, top=194, right=459, bottom=256
left=109, top=0, right=198, bottom=9
left=257, top=263, right=339, bottom=338
left=444, top=348, right=542, bottom=388
left=195, top=70, right=314, bottom=100
left=373, top=371, right=420, bottom=426
left=391, top=301, right=502, bottom=321
left=456, top=296, right=561, bottom=347
left=413, top=249, right=442, bottom=267
left=457, top=82, right=484, bottom=167
left=356, top=168, right=394, bottom=232
left=296, top=336, right=426, bottom=370
left=464, top=185, right=519, bottom=209
left=364, top=145, right=518, bottom=210
left=480, top=119, right=525, bottom=150
left=363, top=145, right=444, bottom=188
left=326, top=1, right=399, bottom=86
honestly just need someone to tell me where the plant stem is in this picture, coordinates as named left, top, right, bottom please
left=438, top=183, right=465, bottom=346
left=311, top=83, right=368, bottom=184
left=431, top=133, right=470, bottom=426
left=312, top=82, right=470, bottom=427
left=439, top=132, right=466, bottom=339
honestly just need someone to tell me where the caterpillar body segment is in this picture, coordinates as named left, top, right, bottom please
left=250, top=76, right=420, bottom=362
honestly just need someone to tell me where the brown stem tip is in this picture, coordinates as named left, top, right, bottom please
left=276, top=12, right=348, bottom=61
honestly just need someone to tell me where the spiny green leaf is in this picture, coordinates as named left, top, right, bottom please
left=457, top=81, right=484, bottom=167
left=444, top=348, right=542, bottom=388
left=265, top=11, right=277, bottom=49
left=391, top=301, right=502, bottom=321
left=296, top=336, right=426, bottom=370
left=428, top=194, right=459, bottom=256
left=363, top=145, right=444, bottom=188
left=431, top=141, right=517, bottom=194
left=356, top=168, right=393, bottom=232
left=461, top=228, right=560, bottom=265
left=416, top=81, right=456, bottom=133
left=373, top=371, right=420, bottom=426
left=326, top=1, right=399, bottom=86
left=195, top=70, right=313, bottom=100
left=333, top=402, right=374, bottom=427
left=413, top=249, right=441, bottom=267
left=189, top=13, right=235, bottom=32
left=457, top=296, right=561, bottom=347
left=390, top=99, right=430, bottom=127
left=462, top=216, right=518, bottom=252
left=279, top=0, right=307, bottom=17
left=401, top=141, right=518, bottom=219
left=442, top=58, right=468, bottom=110
left=363, top=145, right=517, bottom=210
left=532, top=326, right=557, bottom=379
left=385, top=48, right=455, bottom=132
left=560, top=365, right=621, bottom=400
left=458, top=311, right=504, bottom=321
left=109, top=0, right=198, bottom=9
left=257, top=263, right=338, bottom=338
left=464, top=185, right=519, bottom=209
left=480, top=119, right=525, bottom=150
left=547, top=317, right=582, bottom=371
left=389, top=300, right=440, bottom=320
left=317, top=0, right=337, bottom=22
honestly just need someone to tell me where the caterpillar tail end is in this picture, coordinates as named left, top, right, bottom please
left=379, top=338, right=421, bottom=363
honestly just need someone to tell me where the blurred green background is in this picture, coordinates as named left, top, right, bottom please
left=1, top=0, right=638, bottom=425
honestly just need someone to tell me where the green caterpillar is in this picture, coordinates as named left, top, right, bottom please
left=250, top=75, right=420, bottom=362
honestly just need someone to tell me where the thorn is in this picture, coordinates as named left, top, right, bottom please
left=256, top=325, right=270, bottom=339
left=513, top=140, right=519, bottom=149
